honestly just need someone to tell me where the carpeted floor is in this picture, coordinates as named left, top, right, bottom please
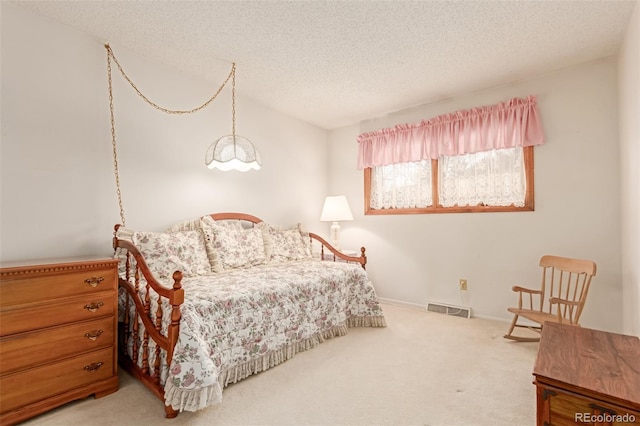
left=22, top=302, right=539, bottom=426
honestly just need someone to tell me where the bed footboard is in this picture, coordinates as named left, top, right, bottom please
left=113, top=225, right=184, bottom=419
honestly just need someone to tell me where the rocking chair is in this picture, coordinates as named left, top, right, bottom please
left=504, top=255, right=597, bottom=342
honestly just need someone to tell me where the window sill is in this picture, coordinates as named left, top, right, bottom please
left=365, top=203, right=534, bottom=215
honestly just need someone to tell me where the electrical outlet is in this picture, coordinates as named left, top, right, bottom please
left=459, top=279, right=468, bottom=291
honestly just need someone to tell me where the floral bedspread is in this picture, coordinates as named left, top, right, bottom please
left=120, top=259, right=386, bottom=412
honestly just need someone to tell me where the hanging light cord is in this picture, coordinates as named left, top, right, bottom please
left=104, top=43, right=236, bottom=225
left=231, top=60, right=236, bottom=138
left=106, top=46, right=126, bottom=226
left=105, top=44, right=235, bottom=114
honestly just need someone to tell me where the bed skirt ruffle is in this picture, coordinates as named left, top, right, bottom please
left=164, top=316, right=386, bottom=412
left=165, top=380, right=223, bottom=412
left=347, top=315, right=387, bottom=328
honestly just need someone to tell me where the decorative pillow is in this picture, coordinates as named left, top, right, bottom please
left=113, top=226, right=136, bottom=277
left=165, top=217, right=202, bottom=233
left=215, top=219, right=244, bottom=231
left=166, top=216, right=244, bottom=232
left=200, top=216, right=267, bottom=271
left=115, top=225, right=135, bottom=243
left=133, top=230, right=212, bottom=280
left=259, top=222, right=312, bottom=263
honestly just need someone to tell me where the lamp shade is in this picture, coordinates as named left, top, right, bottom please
left=205, top=134, right=261, bottom=172
left=320, top=195, right=354, bottom=222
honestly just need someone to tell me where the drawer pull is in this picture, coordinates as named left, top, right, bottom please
left=84, top=302, right=104, bottom=312
left=84, top=329, right=104, bottom=341
left=588, top=403, right=617, bottom=416
left=84, top=276, right=105, bottom=287
left=84, top=362, right=104, bottom=372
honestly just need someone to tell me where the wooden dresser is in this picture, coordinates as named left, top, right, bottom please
left=0, top=256, right=119, bottom=425
left=533, top=322, right=640, bottom=426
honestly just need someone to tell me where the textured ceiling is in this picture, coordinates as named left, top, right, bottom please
left=12, top=0, right=638, bottom=130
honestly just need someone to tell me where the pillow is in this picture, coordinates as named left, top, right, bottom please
left=259, top=222, right=312, bottom=263
left=166, top=216, right=246, bottom=232
left=133, top=230, right=212, bottom=280
left=200, top=216, right=267, bottom=271
left=165, top=217, right=202, bottom=233
left=115, top=225, right=135, bottom=243
left=214, top=219, right=244, bottom=231
left=113, top=226, right=135, bottom=277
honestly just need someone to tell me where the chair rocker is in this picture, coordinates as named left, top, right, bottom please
left=504, top=255, right=597, bottom=342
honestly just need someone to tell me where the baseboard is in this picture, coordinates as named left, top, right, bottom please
left=378, top=297, right=516, bottom=323
left=377, top=297, right=427, bottom=311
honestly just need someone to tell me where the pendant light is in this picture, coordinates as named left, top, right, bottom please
left=205, top=63, right=261, bottom=171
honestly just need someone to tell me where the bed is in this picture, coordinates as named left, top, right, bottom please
left=113, top=212, right=386, bottom=418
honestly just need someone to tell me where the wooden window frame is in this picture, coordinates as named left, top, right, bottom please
left=364, top=146, right=535, bottom=215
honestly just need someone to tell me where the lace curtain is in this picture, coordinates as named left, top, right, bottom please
left=370, top=160, right=432, bottom=209
left=370, top=148, right=525, bottom=208
left=439, top=147, right=525, bottom=207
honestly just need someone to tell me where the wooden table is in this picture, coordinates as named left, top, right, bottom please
left=533, top=322, right=640, bottom=425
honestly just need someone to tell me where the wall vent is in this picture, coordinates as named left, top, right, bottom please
left=426, top=301, right=471, bottom=319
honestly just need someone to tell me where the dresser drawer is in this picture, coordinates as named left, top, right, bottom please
left=0, top=317, right=115, bottom=374
left=0, top=266, right=116, bottom=307
left=0, top=291, right=116, bottom=336
left=0, top=347, right=114, bottom=415
left=542, top=384, right=640, bottom=426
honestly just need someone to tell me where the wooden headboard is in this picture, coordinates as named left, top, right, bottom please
left=209, top=212, right=263, bottom=223
left=206, top=212, right=366, bottom=269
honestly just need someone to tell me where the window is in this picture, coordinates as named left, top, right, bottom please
left=364, top=146, right=534, bottom=214
left=358, top=96, right=543, bottom=215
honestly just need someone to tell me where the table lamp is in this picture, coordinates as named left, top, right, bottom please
left=320, top=195, right=354, bottom=250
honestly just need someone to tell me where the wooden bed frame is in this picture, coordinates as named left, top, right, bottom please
left=112, top=212, right=367, bottom=419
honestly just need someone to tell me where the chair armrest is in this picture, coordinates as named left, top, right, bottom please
left=511, top=286, right=542, bottom=294
left=549, top=297, right=582, bottom=325
left=549, top=297, right=581, bottom=307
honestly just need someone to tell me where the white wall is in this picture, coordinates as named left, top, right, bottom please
left=329, top=58, right=623, bottom=333
left=619, top=2, right=640, bottom=337
left=0, top=3, right=328, bottom=262
left=1, top=2, right=633, bottom=335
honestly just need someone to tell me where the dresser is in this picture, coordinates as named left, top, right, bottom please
left=533, top=322, right=640, bottom=426
left=0, top=257, right=119, bottom=425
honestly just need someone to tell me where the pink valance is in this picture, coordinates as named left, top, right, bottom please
left=357, top=95, right=545, bottom=170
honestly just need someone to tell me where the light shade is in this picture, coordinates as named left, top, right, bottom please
left=320, top=195, right=354, bottom=222
left=205, top=135, right=261, bottom=172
